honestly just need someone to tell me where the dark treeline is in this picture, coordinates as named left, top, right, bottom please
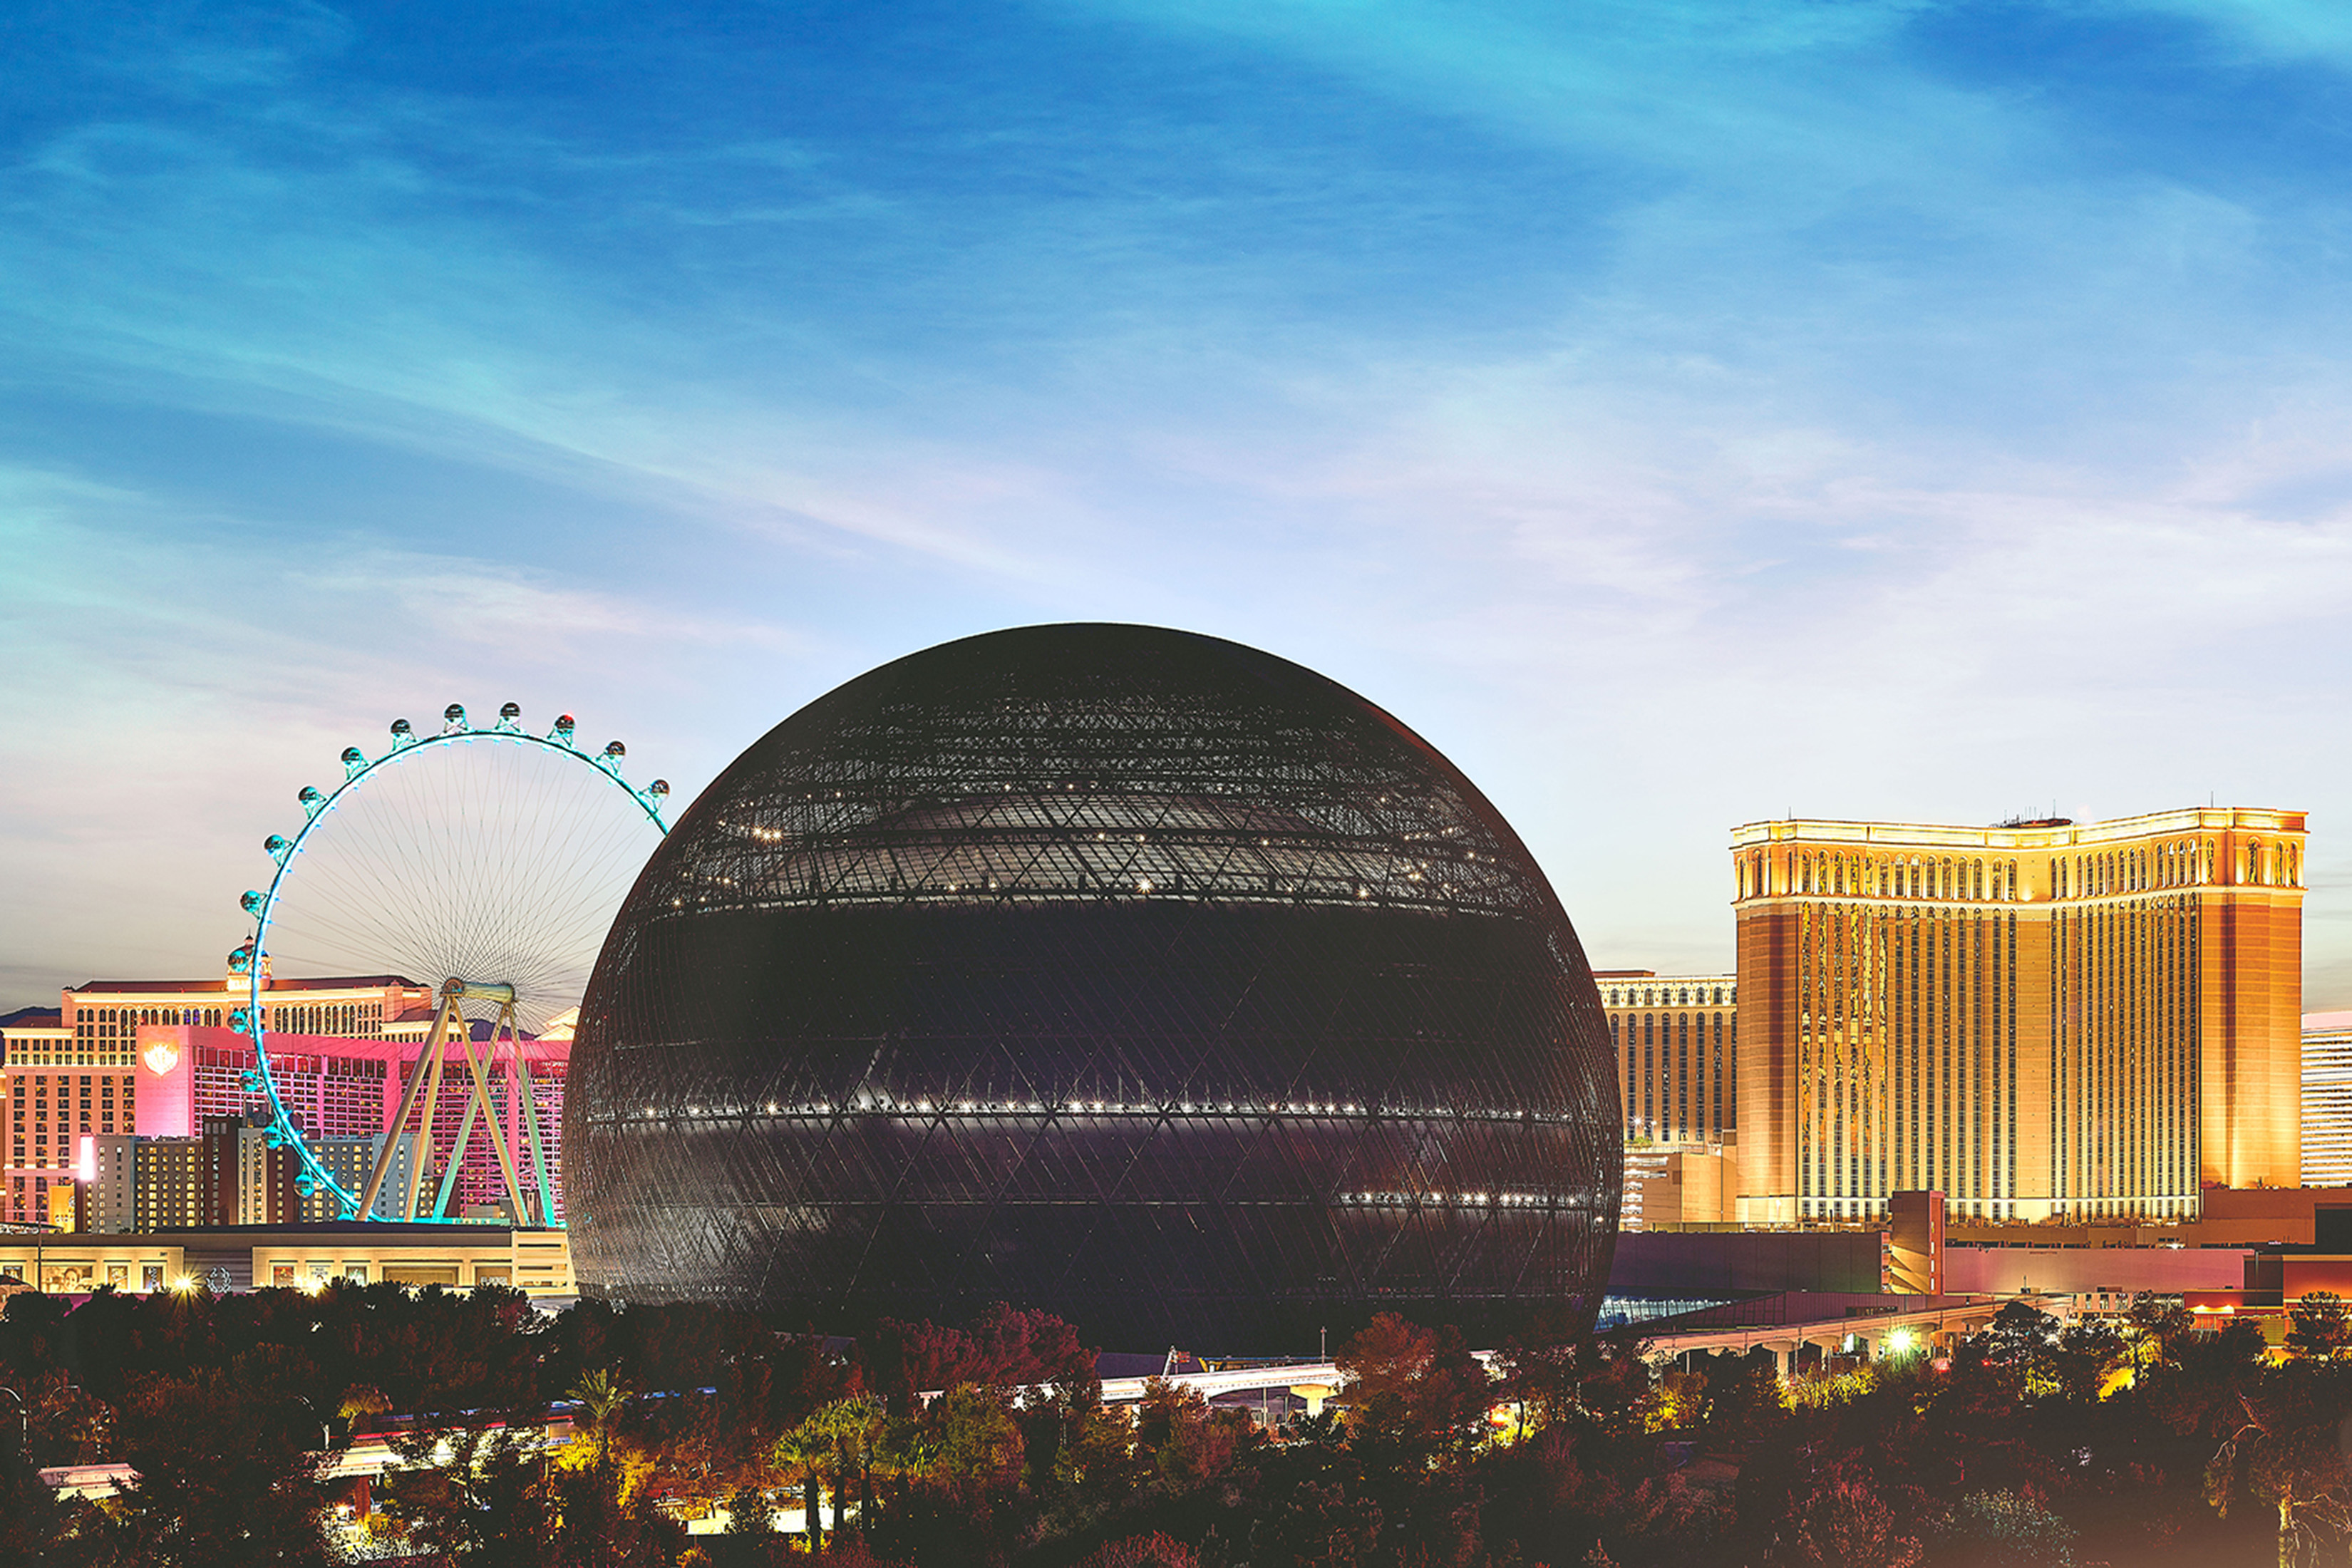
left=0, top=1284, right=2347, bottom=1567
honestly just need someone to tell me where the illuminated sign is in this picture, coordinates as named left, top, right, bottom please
left=143, top=1041, right=179, bottom=1076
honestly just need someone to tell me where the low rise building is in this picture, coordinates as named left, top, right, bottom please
left=0, top=1224, right=573, bottom=1298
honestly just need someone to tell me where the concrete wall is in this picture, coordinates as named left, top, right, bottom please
left=1607, top=1229, right=1884, bottom=1296
left=1944, top=1244, right=2249, bottom=1296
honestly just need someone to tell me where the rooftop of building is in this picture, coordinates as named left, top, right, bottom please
left=1731, top=804, right=2306, bottom=849
left=107, top=1222, right=557, bottom=1239
left=0, top=1009, right=61, bottom=1030
left=70, top=976, right=423, bottom=995
left=2305, top=1011, right=2352, bottom=1034
left=1595, top=969, right=1733, bottom=979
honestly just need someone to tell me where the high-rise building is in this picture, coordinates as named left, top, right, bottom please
left=1731, top=808, right=2306, bottom=1227
left=86, top=1134, right=136, bottom=1234
left=2303, top=1012, right=2352, bottom=1187
left=135, top=1137, right=205, bottom=1229
left=1597, top=971, right=1735, bottom=1147
left=205, top=1115, right=302, bottom=1226
left=305, top=1136, right=385, bottom=1223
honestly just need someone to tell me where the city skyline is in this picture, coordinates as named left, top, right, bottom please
left=6, top=4, right=2351, bottom=1007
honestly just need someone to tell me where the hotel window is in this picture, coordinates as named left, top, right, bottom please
left=1641, top=1015, right=1654, bottom=1129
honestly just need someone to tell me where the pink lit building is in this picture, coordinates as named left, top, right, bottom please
left=5, top=974, right=565, bottom=1226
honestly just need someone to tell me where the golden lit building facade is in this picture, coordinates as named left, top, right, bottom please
left=1597, top=971, right=1736, bottom=1147
left=1731, top=808, right=2305, bottom=1227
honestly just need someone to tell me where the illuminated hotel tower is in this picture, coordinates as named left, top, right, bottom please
left=1731, top=808, right=2305, bottom=1227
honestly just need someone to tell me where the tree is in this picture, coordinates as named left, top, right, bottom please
left=1698, top=1349, right=1786, bottom=1445
left=377, top=1424, right=554, bottom=1563
left=109, top=1365, right=334, bottom=1567
left=2206, top=1361, right=2352, bottom=1568
left=812, top=1391, right=888, bottom=1532
left=1336, top=1311, right=1428, bottom=1464
left=2285, top=1291, right=2352, bottom=1361
left=723, top=1480, right=776, bottom=1535
left=1766, top=1463, right=1924, bottom=1568
left=1981, top=1302, right=2058, bottom=1369
left=926, top=1383, right=1022, bottom=1497
left=2142, top=1316, right=2269, bottom=1441
left=548, top=1454, right=684, bottom=1568
left=1941, top=1488, right=2077, bottom=1568
left=773, top=1420, right=835, bottom=1552
left=1492, top=1308, right=1591, bottom=1433
left=1336, top=1314, right=1495, bottom=1465
left=865, top=1304, right=1095, bottom=1414
left=2125, top=1292, right=2195, bottom=1371
left=2041, top=1319, right=2125, bottom=1403
left=569, top=1368, right=631, bottom=1469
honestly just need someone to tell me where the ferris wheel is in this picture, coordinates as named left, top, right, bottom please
left=232, top=702, right=669, bottom=1224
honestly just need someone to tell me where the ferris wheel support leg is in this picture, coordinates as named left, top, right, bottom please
left=517, top=1056, right=557, bottom=1227
left=501, top=1043, right=525, bottom=1219
left=358, top=992, right=457, bottom=1222
left=404, top=996, right=458, bottom=1221
left=455, top=1000, right=532, bottom=1226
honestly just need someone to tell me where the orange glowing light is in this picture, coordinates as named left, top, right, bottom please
left=143, top=1041, right=179, bottom=1076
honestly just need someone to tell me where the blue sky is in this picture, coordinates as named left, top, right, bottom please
left=4, top=1, right=2351, bottom=1004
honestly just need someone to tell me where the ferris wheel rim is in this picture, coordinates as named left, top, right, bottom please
left=236, top=713, right=669, bottom=1222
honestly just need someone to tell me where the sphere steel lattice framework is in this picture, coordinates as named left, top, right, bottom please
left=568, top=625, right=1619, bottom=1348
left=239, top=703, right=668, bottom=1221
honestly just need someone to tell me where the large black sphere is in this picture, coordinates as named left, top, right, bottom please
left=568, top=624, right=1619, bottom=1350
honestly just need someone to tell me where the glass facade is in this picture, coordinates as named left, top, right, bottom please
left=568, top=624, right=1619, bottom=1351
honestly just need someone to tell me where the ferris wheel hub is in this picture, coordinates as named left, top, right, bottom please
left=441, top=979, right=519, bottom=1005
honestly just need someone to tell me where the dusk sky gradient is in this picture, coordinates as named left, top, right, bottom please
left=5, top=1, right=2351, bottom=1006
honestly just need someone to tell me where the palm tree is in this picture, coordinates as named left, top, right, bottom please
left=812, top=1393, right=887, bottom=1534
left=872, top=1417, right=939, bottom=1520
left=569, top=1368, right=630, bottom=1469
left=772, top=1421, right=834, bottom=1552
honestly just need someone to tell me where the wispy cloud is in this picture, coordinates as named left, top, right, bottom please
left=4, top=1, right=2352, bottom=1000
